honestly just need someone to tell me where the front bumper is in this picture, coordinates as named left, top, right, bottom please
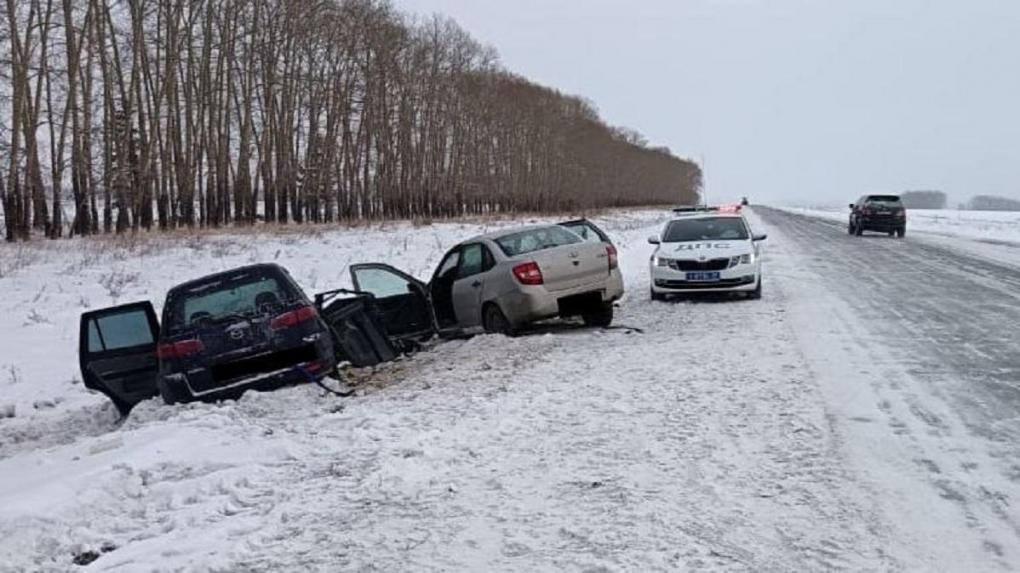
left=650, top=263, right=759, bottom=293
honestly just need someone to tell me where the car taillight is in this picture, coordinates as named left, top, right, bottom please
left=157, top=339, right=205, bottom=360
left=512, top=261, right=544, bottom=285
left=896, top=208, right=906, bottom=218
left=606, top=244, right=618, bottom=270
left=270, top=305, right=318, bottom=330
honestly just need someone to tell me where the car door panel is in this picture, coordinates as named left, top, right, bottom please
left=451, top=244, right=487, bottom=328
left=79, top=301, right=161, bottom=415
left=349, top=263, right=435, bottom=340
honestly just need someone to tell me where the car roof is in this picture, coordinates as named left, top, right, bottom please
left=461, top=223, right=566, bottom=244
left=167, top=263, right=288, bottom=294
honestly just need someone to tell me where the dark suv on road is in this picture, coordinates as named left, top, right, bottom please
left=849, top=194, right=907, bottom=238
left=79, top=264, right=337, bottom=414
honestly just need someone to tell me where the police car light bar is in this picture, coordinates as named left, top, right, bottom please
left=672, top=205, right=720, bottom=213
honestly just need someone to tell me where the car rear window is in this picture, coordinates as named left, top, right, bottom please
left=495, top=226, right=582, bottom=257
left=663, top=217, right=749, bottom=242
left=165, top=269, right=300, bottom=331
left=866, top=195, right=902, bottom=206
left=560, top=221, right=606, bottom=244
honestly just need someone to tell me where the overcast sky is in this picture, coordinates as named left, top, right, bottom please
left=392, top=0, right=1020, bottom=206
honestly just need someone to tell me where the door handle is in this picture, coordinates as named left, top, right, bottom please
left=471, top=280, right=481, bottom=288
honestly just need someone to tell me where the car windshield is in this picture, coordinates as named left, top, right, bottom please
left=663, top=217, right=749, bottom=242
left=495, top=226, right=582, bottom=257
left=165, top=269, right=299, bottom=330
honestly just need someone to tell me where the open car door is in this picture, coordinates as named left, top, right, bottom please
left=349, top=264, right=436, bottom=342
left=559, top=218, right=613, bottom=245
left=79, top=301, right=161, bottom=415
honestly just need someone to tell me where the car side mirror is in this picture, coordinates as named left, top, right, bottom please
left=849, top=203, right=855, bottom=209
left=647, top=235, right=661, bottom=245
left=752, top=234, right=768, bottom=242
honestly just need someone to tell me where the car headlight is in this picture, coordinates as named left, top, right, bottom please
left=728, top=253, right=755, bottom=268
left=652, top=255, right=670, bottom=267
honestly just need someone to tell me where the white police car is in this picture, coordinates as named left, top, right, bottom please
left=648, top=207, right=766, bottom=300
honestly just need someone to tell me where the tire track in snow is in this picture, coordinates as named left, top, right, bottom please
left=756, top=206, right=1020, bottom=569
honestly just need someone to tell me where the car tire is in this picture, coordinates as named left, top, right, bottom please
left=483, top=303, right=516, bottom=336
left=748, top=277, right=763, bottom=300
left=896, top=227, right=906, bottom=238
left=847, top=222, right=855, bottom=235
left=854, top=224, right=864, bottom=237
left=887, top=231, right=895, bottom=237
left=650, top=287, right=666, bottom=302
left=582, top=303, right=614, bottom=328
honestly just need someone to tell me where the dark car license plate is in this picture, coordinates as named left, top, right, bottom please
left=686, top=272, right=720, bottom=282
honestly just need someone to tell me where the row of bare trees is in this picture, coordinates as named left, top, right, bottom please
left=1, top=0, right=701, bottom=242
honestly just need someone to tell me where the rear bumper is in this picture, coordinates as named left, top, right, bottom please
left=858, top=217, right=905, bottom=231
left=161, top=332, right=336, bottom=402
left=499, top=270, right=624, bottom=325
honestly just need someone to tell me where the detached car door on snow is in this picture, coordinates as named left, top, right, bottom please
left=349, top=264, right=435, bottom=341
left=79, top=302, right=160, bottom=414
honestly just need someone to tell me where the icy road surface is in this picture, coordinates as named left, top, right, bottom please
left=0, top=208, right=1018, bottom=571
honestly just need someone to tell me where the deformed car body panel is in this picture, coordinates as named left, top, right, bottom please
left=79, top=264, right=337, bottom=414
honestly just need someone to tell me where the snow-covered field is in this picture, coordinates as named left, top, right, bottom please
left=1, top=207, right=1019, bottom=570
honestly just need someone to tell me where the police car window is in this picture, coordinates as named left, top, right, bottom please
left=663, top=217, right=750, bottom=242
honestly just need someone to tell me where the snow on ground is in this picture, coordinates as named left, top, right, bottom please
left=0, top=207, right=1017, bottom=570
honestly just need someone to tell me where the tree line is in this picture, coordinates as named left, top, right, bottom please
left=0, top=0, right=701, bottom=242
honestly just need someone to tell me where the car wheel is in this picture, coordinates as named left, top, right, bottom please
left=896, top=227, right=906, bottom=238
left=847, top=222, right=855, bottom=235
left=582, top=303, right=614, bottom=328
left=650, top=287, right=666, bottom=302
left=748, top=277, right=763, bottom=300
left=483, top=303, right=516, bottom=336
left=854, top=224, right=864, bottom=236
left=887, top=231, right=895, bottom=237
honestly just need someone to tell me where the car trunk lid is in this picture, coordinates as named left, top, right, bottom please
left=528, top=242, right=609, bottom=292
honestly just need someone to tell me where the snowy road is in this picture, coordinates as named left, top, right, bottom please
left=1, top=208, right=1019, bottom=571
left=754, top=207, right=1020, bottom=569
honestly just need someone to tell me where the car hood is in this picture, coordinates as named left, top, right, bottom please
left=660, top=239, right=753, bottom=257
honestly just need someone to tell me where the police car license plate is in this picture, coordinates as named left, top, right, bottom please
left=686, top=272, right=720, bottom=282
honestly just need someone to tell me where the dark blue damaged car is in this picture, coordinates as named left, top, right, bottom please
left=79, top=264, right=337, bottom=415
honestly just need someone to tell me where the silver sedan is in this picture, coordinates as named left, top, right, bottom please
left=350, top=220, right=625, bottom=337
